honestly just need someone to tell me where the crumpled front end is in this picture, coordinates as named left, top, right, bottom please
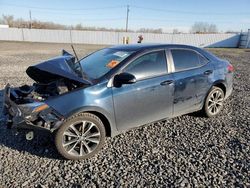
left=3, top=84, right=65, bottom=132
left=2, top=50, right=91, bottom=133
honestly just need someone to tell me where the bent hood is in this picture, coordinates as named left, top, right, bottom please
left=26, top=50, right=91, bottom=85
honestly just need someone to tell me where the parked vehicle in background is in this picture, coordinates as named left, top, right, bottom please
left=3, top=44, right=233, bottom=160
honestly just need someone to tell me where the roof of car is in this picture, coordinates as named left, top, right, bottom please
left=109, top=43, right=200, bottom=51
left=108, top=43, right=219, bottom=61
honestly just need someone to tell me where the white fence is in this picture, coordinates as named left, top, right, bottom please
left=0, top=28, right=241, bottom=47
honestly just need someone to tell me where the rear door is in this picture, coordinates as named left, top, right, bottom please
left=170, top=48, right=211, bottom=116
left=193, top=52, right=214, bottom=108
left=111, top=50, right=174, bottom=131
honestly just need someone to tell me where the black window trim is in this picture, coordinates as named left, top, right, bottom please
left=169, top=48, right=210, bottom=73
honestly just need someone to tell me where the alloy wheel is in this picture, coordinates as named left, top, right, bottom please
left=207, top=90, right=224, bottom=115
left=62, top=121, right=101, bottom=157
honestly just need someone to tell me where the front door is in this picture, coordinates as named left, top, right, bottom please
left=112, top=50, right=174, bottom=131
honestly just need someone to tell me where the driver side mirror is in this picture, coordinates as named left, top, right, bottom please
left=113, top=72, right=136, bottom=87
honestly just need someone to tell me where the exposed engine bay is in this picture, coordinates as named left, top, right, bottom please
left=11, top=79, right=81, bottom=104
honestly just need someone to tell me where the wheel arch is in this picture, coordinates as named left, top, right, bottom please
left=201, top=80, right=227, bottom=108
left=64, top=106, right=115, bottom=137
left=212, top=80, right=226, bottom=96
left=86, top=111, right=111, bottom=137
left=201, top=80, right=226, bottom=117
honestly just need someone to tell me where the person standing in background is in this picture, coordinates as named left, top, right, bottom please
left=137, top=35, right=143, bottom=43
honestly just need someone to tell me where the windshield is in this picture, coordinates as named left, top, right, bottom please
left=80, top=48, right=134, bottom=80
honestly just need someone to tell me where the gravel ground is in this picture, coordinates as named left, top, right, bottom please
left=0, top=42, right=249, bottom=187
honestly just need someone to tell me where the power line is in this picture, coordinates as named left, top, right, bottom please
left=129, top=18, right=233, bottom=24
left=1, top=3, right=126, bottom=11
left=34, top=17, right=125, bottom=23
left=2, top=3, right=247, bottom=31
left=32, top=10, right=113, bottom=16
left=79, top=18, right=125, bottom=22
left=4, top=2, right=248, bottom=15
left=131, top=5, right=250, bottom=15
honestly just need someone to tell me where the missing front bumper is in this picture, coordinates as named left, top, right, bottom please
left=2, top=84, right=64, bottom=132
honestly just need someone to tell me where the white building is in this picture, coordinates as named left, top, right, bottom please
left=0, top=25, right=9, bottom=28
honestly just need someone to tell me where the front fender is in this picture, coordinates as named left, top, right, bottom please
left=64, top=105, right=117, bottom=136
left=45, top=83, right=117, bottom=135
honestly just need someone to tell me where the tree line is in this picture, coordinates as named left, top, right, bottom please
left=0, top=14, right=236, bottom=34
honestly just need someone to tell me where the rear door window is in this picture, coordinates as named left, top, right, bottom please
left=171, top=49, right=200, bottom=72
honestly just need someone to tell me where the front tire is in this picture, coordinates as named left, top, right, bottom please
left=203, top=86, right=225, bottom=117
left=55, top=112, right=106, bottom=160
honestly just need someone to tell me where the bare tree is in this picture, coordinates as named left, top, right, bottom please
left=75, top=24, right=84, bottom=30
left=0, top=15, right=14, bottom=26
left=0, top=15, right=166, bottom=33
left=173, top=29, right=179, bottom=34
left=190, top=22, right=218, bottom=33
left=207, top=24, right=218, bottom=33
left=225, top=30, right=240, bottom=34
left=137, top=28, right=163, bottom=34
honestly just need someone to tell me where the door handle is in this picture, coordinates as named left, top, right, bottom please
left=160, top=80, right=174, bottom=86
left=204, top=70, right=213, bottom=75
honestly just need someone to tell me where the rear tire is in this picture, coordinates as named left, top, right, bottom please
left=55, top=112, right=106, bottom=160
left=202, top=86, right=225, bottom=117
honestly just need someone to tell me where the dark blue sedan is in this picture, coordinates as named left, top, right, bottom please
left=3, top=44, right=233, bottom=160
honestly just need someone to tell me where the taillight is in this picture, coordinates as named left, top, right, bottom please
left=227, top=64, right=234, bottom=73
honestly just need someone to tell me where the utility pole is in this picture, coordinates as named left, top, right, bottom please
left=125, top=5, right=129, bottom=32
left=29, top=10, right=32, bottom=29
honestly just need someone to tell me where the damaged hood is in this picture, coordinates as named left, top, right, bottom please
left=26, top=50, right=91, bottom=85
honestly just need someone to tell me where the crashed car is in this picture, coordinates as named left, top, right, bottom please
left=3, top=44, right=233, bottom=160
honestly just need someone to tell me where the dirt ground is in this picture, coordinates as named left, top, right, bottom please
left=0, top=41, right=249, bottom=187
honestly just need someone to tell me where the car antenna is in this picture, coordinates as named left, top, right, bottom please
left=71, top=44, right=79, bottom=62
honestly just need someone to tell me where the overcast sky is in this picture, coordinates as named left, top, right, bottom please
left=0, top=0, right=249, bottom=32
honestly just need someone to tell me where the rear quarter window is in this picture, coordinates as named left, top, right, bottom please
left=198, top=53, right=209, bottom=66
